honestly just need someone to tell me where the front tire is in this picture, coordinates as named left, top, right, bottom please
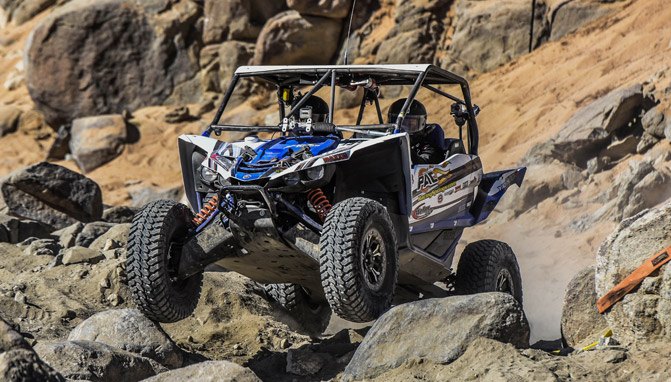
left=126, top=200, right=203, bottom=323
left=319, top=197, right=398, bottom=323
left=455, top=240, right=523, bottom=305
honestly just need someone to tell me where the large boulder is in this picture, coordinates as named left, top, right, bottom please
left=0, top=319, right=65, bottom=382
left=68, top=309, right=183, bottom=369
left=342, top=293, right=529, bottom=381
left=25, top=0, right=202, bottom=127
left=287, top=0, right=352, bottom=19
left=596, top=199, right=671, bottom=345
left=610, top=159, right=671, bottom=220
left=35, top=340, right=165, bottom=382
left=69, top=115, right=127, bottom=173
left=528, top=84, right=650, bottom=167
left=142, top=360, right=261, bottom=382
left=253, top=11, right=342, bottom=66
left=561, top=266, right=609, bottom=347
left=375, top=0, right=451, bottom=65
left=203, top=0, right=286, bottom=44
left=549, top=0, right=619, bottom=41
left=0, top=162, right=103, bottom=230
left=449, top=0, right=549, bottom=72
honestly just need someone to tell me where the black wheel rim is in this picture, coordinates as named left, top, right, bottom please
left=496, top=269, right=514, bottom=295
left=360, top=228, right=387, bottom=292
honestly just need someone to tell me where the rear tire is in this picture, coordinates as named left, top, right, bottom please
left=455, top=240, right=523, bottom=305
left=265, top=283, right=331, bottom=334
left=126, top=200, right=203, bottom=323
left=319, top=197, right=398, bottom=323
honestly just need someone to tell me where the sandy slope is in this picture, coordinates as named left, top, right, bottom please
left=0, top=0, right=669, bottom=342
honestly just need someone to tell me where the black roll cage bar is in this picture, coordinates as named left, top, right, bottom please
left=207, top=65, right=480, bottom=155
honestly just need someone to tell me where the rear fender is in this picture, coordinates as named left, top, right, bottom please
left=470, top=167, right=526, bottom=224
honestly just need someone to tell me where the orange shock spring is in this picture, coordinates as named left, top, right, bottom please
left=193, top=195, right=219, bottom=226
left=307, top=188, right=332, bottom=222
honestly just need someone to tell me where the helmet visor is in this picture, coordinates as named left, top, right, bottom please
left=400, top=115, right=426, bottom=134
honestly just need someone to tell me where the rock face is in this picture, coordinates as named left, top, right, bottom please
left=287, top=0, right=353, bottom=19
left=68, top=309, right=183, bottom=369
left=69, top=115, right=127, bottom=173
left=61, top=246, right=105, bottom=265
left=0, top=319, right=65, bottom=382
left=342, top=293, right=529, bottom=381
left=35, top=340, right=165, bottom=382
left=0, top=162, right=103, bottom=230
left=549, top=0, right=616, bottom=41
left=253, top=11, right=342, bottom=66
left=25, top=0, right=202, bottom=127
left=561, top=266, right=609, bottom=347
left=610, top=159, right=671, bottom=220
left=596, top=199, right=671, bottom=345
left=0, top=0, right=57, bottom=25
left=203, top=0, right=286, bottom=44
left=142, top=360, right=261, bottom=382
left=449, top=0, right=548, bottom=72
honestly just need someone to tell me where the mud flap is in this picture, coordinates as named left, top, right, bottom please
left=470, top=167, right=526, bottom=224
left=178, top=221, right=240, bottom=279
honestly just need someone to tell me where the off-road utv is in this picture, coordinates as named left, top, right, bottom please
left=126, top=64, right=526, bottom=328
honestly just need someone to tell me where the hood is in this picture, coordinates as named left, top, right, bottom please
left=232, top=136, right=340, bottom=181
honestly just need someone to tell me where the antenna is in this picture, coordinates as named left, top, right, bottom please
left=343, top=0, right=357, bottom=65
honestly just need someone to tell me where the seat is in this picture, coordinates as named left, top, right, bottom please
left=425, top=124, right=465, bottom=159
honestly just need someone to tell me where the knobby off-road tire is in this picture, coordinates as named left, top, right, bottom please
left=320, top=197, right=399, bottom=323
left=455, top=240, right=523, bottom=305
left=126, top=200, right=203, bottom=323
left=265, top=283, right=331, bottom=334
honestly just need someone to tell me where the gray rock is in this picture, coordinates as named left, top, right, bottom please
left=141, top=360, right=260, bottom=382
left=52, top=222, right=84, bottom=249
left=531, top=84, right=649, bottom=167
left=665, top=119, right=671, bottom=142
left=0, top=162, right=103, bottom=230
left=342, top=293, right=529, bottom=381
left=23, top=238, right=60, bottom=256
left=218, top=41, right=255, bottom=104
left=46, top=125, right=71, bottom=161
left=0, top=214, right=19, bottom=243
left=286, top=349, right=328, bottom=376
left=637, top=132, right=659, bottom=154
left=68, top=309, right=183, bottom=369
left=599, top=135, right=639, bottom=161
left=596, top=199, right=671, bottom=345
left=253, top=11, right=342, bottom=66
left=498, top=163, right=571, bottom=215
left=203, top=0, right=285, bottom=44
left=449, top=0, right=549, bottom=72
left=287, top=0, right=352, bottom=19
left=641, top=107, right=667, bottom=138
left=25, top=0, right=202, bottom=127
left=69, top=115, right=127, bottom=173
left=61, top=246, right=105, bottom=265
left=102, top=206, right=138, bottom=224
left=0, top=318, right=65, bottom=381
left=75, top=222, right=116, bottom=248
left=587, top=156, right=612, bottom=175
left=549, top=0, right=616, bottom=41
left=129, top=187, right=182, bottom=208
left=561, top=266, right=609, bottom=347
left=612, top=160, right=671, bottom=220
left=0, top=105, right=22, bottom=137
left=4, top=0, right=56, bottom=25
left=34, top=340, right=165, bottom=382
left=89, top=224, right=130, bottom=252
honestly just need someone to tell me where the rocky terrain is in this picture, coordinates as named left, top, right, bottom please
left=1, top=0, right=671, bottom=380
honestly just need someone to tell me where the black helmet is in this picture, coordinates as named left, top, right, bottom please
left=293, top=95, right=329, bottom=123
left=388, top=98, right=427, bottom=134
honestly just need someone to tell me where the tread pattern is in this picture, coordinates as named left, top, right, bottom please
left=455, top=239, right=523, bottom=305
left=126, top=200, right=203, bottom=323
left=319, top=197, right=398, bottom=323
left=265, top=283, right=299, bottom=311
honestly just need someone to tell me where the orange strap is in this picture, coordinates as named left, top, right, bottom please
left=597, top=245, right=671, bottom=314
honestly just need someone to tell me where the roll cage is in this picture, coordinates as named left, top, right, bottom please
left=205, top=64, right=480, bottom=155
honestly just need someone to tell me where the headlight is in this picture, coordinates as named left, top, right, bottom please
left=199, top=166, right=218, bottom=184
left=283, top=172, right=300, bottom=186
left=305, top=166, right=325, bottom=181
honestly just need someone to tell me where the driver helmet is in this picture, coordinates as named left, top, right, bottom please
left=388, top=98, right=427, bottom=134
left=292, top=95, right=329, bottom=123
